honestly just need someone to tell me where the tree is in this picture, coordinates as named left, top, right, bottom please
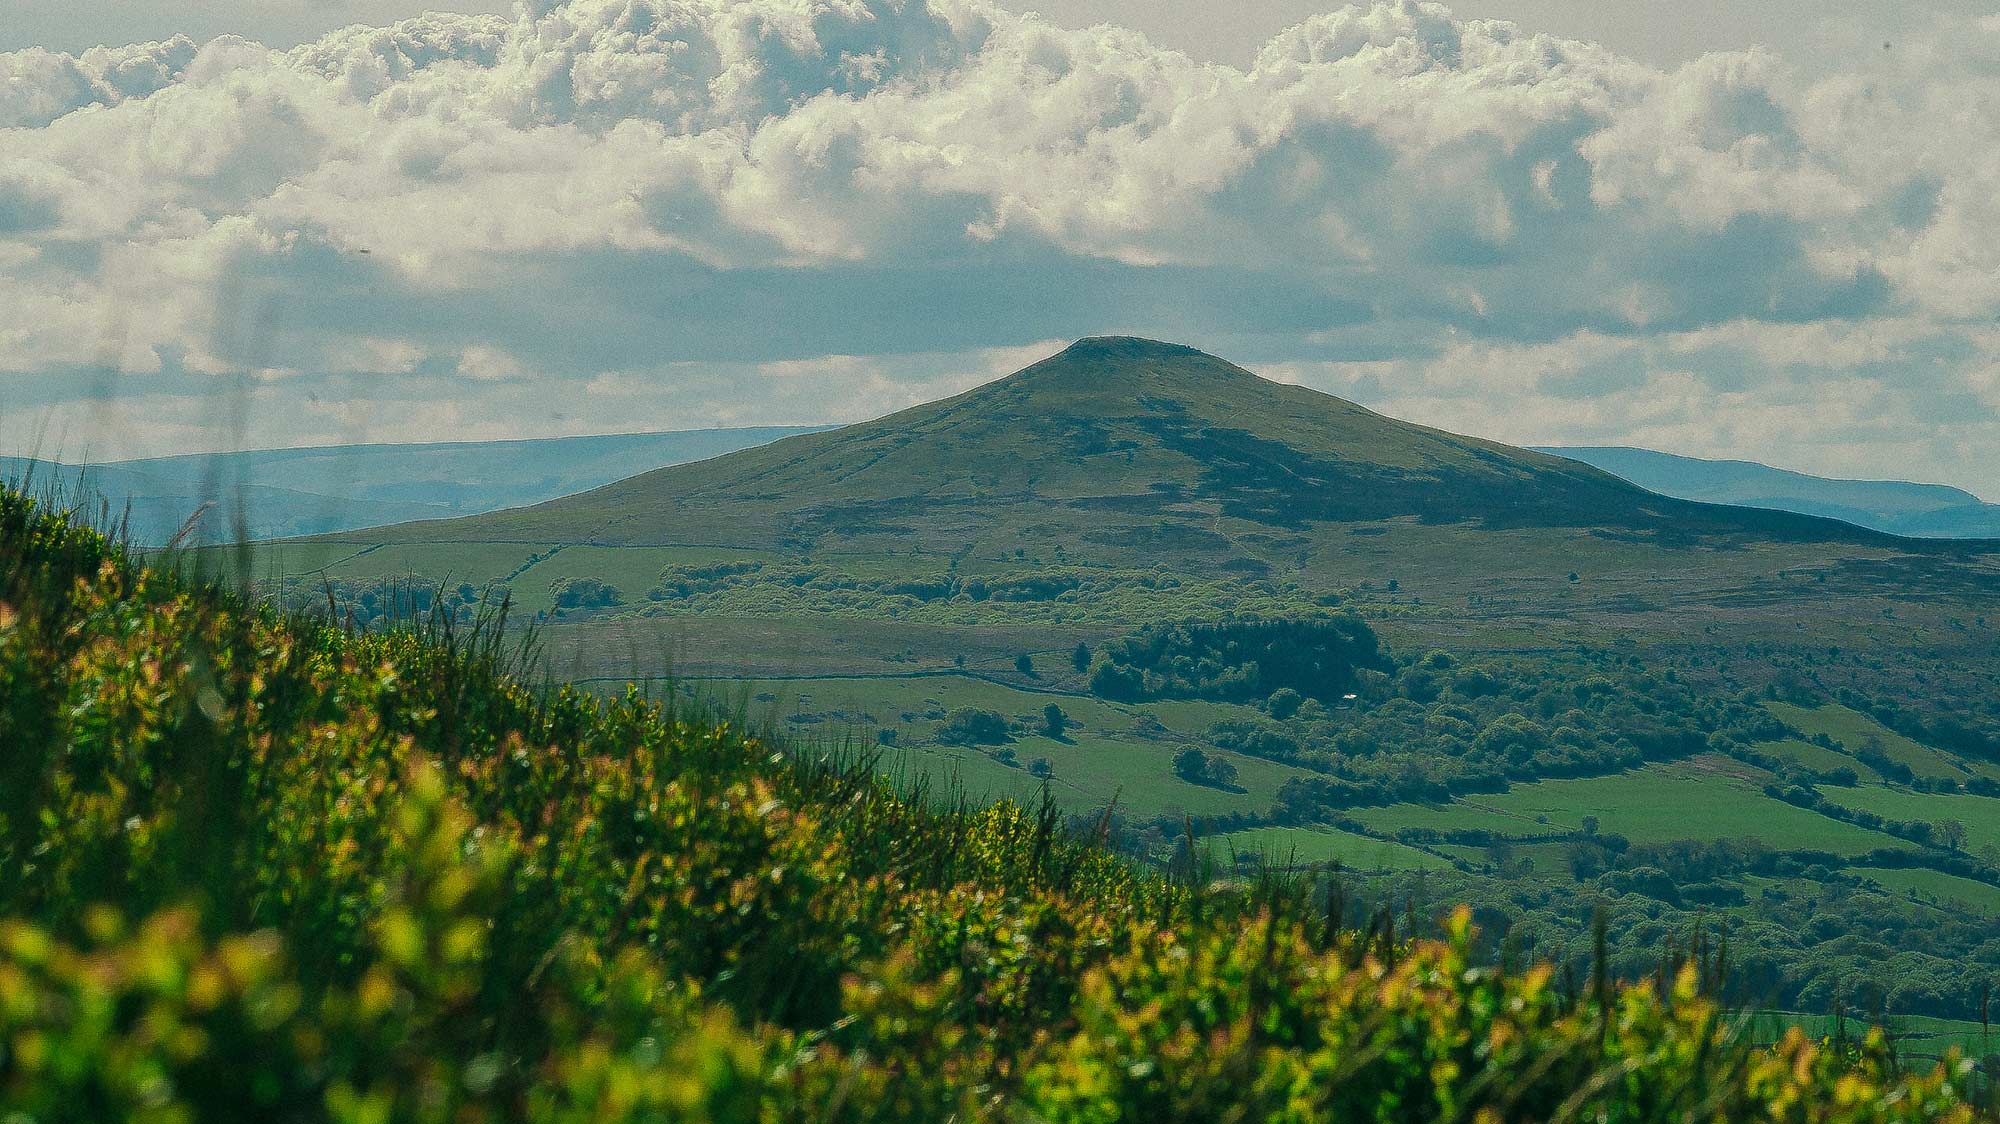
left=1203, top=755, right=1238, bottom=789
left=1173, top=749, right=1210, bottom=784
left=1267, top=687, right=1302, bottom=721
left=549, top=576, right=621, bottom=610
left=1175, top=748, right=1237, bottom=789
left=1938, top=819, right=1968, bottom=851
left=1072, top=642, right=1091, bottom=674
left=1042, top=703, right=1069, bottom=739
left=1015, top=653, right=1036, bottom=677
left=937, top=707, right=1011, bottom=746
left=1567, top=841, right=1607, bottom=882
left=1028, top=757, right=1053, bottom=779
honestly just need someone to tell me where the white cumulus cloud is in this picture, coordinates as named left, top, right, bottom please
left=0, top=0, right=1994, bottom=495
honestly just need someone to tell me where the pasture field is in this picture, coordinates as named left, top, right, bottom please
left=873, top=734, right=1314, bottom=819
left=1764, top=701, right=1977, bottom=782
left=187, top=540, right=548, bottom=587
left=1754, top=737, right=1881, bottom=779
left=727, top=674, right=1178, bottom=732
left=1205, top=826, right=1449, bottom=872
left=504, top=544, right=786, bottom=614
left=1345, top=801, right=1566, bottom=839
left=1748, top=1012, right=1996, bottom=1066
left=660, top=673, right=1309, bottom=821
left=545, top=613, right=1100, bottom=680
left=1821, top=785, right=2000, bottom=853
left=174, top=540, right=379, bottom=582
left=1348, top=759, right=1915, bottom=856
left=1471, top=759, right=1913, bottom=853
left=1434, top=840, right=1580, bottom=877
left=1844, top=867, right=2000, bottom=915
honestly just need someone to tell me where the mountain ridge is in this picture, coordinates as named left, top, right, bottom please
left=5, top=425, right=827, bottom=543
left=1537, top=445, right=2000, bottom=540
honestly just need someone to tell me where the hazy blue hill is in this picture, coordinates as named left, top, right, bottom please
left=1538, top=446, right=2000, bottom=539
left=0, top=457, right=449, bottom=545
left=4, top=426, right=824, bottom=544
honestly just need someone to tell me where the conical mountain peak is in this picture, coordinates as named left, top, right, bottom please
left=1056, top=336, right=1208, bottom=361
left=999, top=336, right=1265, bottom=400
left=417, top=339, right=1919, bottom=555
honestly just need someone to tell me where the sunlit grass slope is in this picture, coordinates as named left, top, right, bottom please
left=0, top=488, right=1985, bottom=1122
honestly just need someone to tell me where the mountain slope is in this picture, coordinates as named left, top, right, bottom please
left=1538, top=446, right=2000, bottom=539
left=5, top=426, right=824, bottom=544
left=404, top=338, right=1948, bottom=556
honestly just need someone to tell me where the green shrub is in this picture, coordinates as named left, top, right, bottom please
left=937, top=706, right=1012, bottom=745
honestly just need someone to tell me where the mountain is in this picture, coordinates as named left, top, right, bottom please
left=3, top=426, right=825, bottom=544
left=221, top=338, right=2000, bottom=1030
left=410, top=337, right=1941, bottom=556
left=1537, top=446, right=2000, bottom=539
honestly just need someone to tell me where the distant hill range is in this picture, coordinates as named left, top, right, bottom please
left=14, top=347, right=1995, bottom=551
left=1535, top=447, right=2000, bottom=539
left=1, top=427, right=825, bottom=544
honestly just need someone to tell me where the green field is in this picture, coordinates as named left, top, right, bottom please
left=1476, top=760, right=1911, bottom=853
left=1349, top=758, right=1913, bottom=857
left=672, top=672, right=1302, bottom=820
left=1821, top=785, right=2000, bottom=853
left=1748, top=1011, right=1997, bottom=1065
left=174, top=540, right=382, bottom=582
left=1844, top=867, right=2000, bottom=915
left=1755, top=737, right=1880, bottom=780
left=184, top=539, right=545, bottom=588
left=513, top=545, right=791, bottom=615
left=1764, top=701, right=1974, bottom=782
left=1434, top=840, right=1579, bottom=878
left=1204, top=826, right=1448, bottom=872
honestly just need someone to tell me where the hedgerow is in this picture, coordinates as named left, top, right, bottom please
left=0, top=488, right=1984, bottom=1122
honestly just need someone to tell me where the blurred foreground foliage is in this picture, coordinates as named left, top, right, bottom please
left=0, top=488, right=1984, bottom=1122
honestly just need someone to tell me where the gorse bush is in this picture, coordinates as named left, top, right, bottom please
left=0, top=488, right=1986, bottom=1122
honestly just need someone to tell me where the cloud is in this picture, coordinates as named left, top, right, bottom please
left=0, top=35, right=198, bottom=127
left=0, top=0, right=1996, bottom=495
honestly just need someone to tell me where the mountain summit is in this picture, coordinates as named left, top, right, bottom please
left=407, top=338, right=1958, bottom=560
left=1048, top=335, right=1211, bottom=362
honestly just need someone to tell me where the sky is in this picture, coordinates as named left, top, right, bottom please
left=2, top=1, right=1998, bottom=498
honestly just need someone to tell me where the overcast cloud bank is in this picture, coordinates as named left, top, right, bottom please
left=1, top=0, right=1995, bottom=494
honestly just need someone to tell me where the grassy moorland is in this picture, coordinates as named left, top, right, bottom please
left=7, top=487, right=1998, bottom=1120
